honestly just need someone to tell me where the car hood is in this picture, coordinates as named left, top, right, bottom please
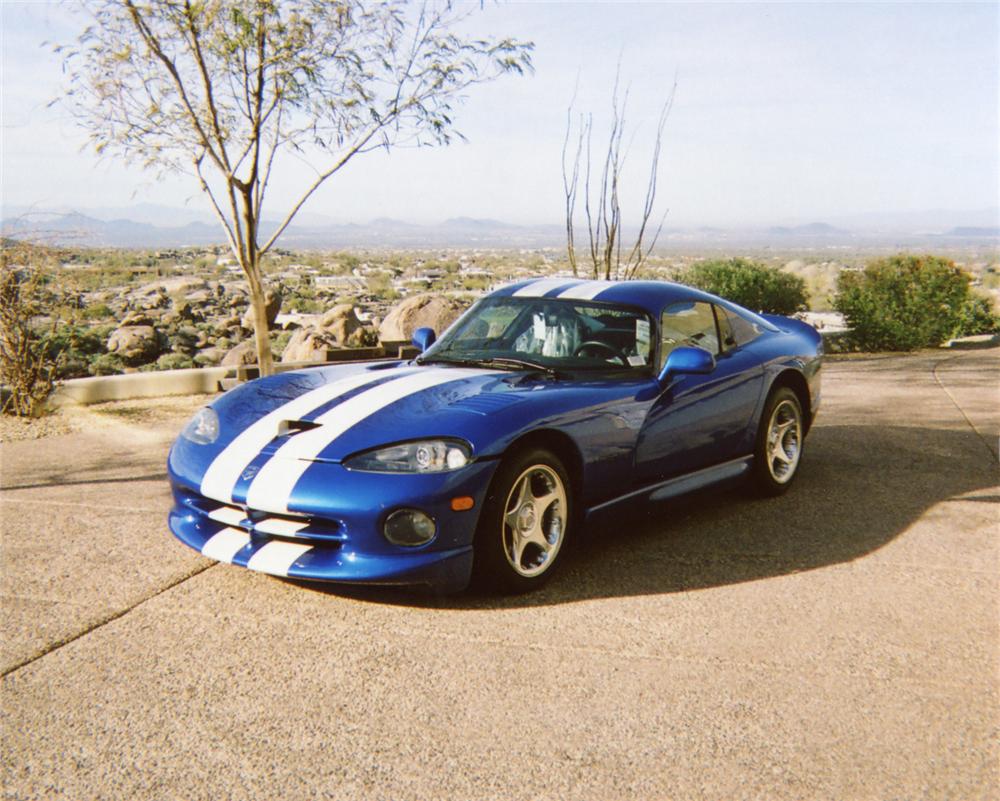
left=206, top=360, right=595, bottom=463
left=176, top=360, right=651, bottom=510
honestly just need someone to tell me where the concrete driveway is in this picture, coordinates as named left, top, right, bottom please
left=2, top=348, right=997, bottom=800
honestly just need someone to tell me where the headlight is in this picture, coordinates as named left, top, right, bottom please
left=181, top=407, right=219, bottom=445
left=344, top=439, right=471, bottom=473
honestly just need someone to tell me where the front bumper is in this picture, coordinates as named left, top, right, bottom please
left=167, top=448, right=499, bottom=593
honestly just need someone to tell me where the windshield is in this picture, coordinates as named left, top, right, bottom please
left=420, top=296, right=655, bottom=372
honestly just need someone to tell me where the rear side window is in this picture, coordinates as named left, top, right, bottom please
left=720, top=307, right=764, bottom=347
left=714, top=306, right=736, bottom=351
left=659, top=302, right=720, bottom=368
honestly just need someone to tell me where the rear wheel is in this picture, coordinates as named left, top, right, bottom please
left=751, top=387, right=804, bottom=496
left=471, top=448, right=572, bottom=593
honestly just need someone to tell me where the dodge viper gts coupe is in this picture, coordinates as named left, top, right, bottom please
left=168, top=278, right=822, bottom=593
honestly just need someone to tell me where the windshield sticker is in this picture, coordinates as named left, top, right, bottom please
left=628, top=354, right=646, bottom=367
left=636, top=319, right=650, bottom=355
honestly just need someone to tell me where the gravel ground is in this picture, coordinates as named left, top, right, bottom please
left=0, top=393, right=212, bottom=443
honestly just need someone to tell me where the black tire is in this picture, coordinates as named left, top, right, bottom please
left=751, top=386, right=805, bottom=497
left=471, top=447, right=573, bottom=594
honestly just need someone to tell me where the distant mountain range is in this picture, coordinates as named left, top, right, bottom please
left=2, top=208, right=998, bottom=250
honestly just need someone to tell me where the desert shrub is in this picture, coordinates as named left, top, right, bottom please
left=270, top=330, right=293, bottom=358
left=682, top=258, right=808, bottom=315
left=140, top=352, right=196, bottom=371
left=956, top=293, right=1000, bottom=337
left=88, top=352, right=127, bottom=375
left=43, top=323, right=115, bottom=379
left=834, top=254, right=972, bottom=351
left=0, top=262, right=59, bottom=415
left=80, top=302, right=113, bottom=320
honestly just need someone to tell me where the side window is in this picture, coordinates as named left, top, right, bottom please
left=720, top=307, right=763, bottom=347
left=659, top=302, right=720, bottom=368
left=714, top=305, right=737, bottom=352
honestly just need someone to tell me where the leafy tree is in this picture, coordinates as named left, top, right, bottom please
left=60, top=1, right=532, bottom=375
left=682, top=258, right=808, bottom=315
left=834, top=254, right=973, bottom=350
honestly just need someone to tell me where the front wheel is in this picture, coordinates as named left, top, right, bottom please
left=751, top=387, right=804, bottom=496
left=471, top=448, right=572, bottom=594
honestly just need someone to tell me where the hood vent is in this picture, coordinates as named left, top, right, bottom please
left=277, top=419, right=322, bottom=437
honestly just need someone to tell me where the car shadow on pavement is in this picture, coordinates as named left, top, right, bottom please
left=292, top=423, right=998, bottom=609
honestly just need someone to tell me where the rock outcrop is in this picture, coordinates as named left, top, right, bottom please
left=281, top=329, right=342, bottom=363
left=221, top=341, right=259, bottom=367
left=106, top=325, right=163, bottom=366
left=240, top=286, right=283, bottom=329
left=378, top=294, right=466, bottom=343
left=319, top=304, right=375, bottom=348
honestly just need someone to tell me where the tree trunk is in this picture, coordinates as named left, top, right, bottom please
left=244, top=261, right=274, bottom=377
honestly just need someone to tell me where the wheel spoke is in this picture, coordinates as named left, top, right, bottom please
left=532, top=488, right=560, bottom=516
left=775, top=419, right=796, bottom=437
left=508, top=529, right=528, bottom=568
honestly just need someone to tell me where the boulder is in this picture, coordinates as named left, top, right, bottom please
left=378, top=294, right=466, bottom=344
left=281, top=328, right=341, bottom=363
left=319, top=304, right=372, bottom=348
left=193, top=346, right=226, bottom=366
left=106, top=325, right=162, bottom=366
left=119, top=310, right=155, bottom=327
left=241, top=287, right=282, bottom=329
left=221, top=341, right=259, bottom=367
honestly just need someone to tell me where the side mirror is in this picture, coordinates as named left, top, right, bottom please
left=412, top=327, right=436, bottom=353
left=657, top=346, right=716, bottom=384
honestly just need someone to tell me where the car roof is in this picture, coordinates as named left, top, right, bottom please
left=490, top=277, right=720, bottom=314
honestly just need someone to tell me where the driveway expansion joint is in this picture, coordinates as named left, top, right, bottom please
left=1, top=563, right=215, bottom=678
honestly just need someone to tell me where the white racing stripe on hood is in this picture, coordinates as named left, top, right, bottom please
left=244, top=368, right=498, bottom=514
left=200, top=367, right=418, bottom=503
left=556, top=280, right=618, bottom=300
left=512, top=278, right=573, bottom=297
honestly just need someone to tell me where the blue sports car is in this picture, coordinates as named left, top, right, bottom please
left=168, top=278, right=822, bottom=593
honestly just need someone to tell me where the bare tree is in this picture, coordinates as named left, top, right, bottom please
left=563, top=72, right=675, bottom=280
left=59, top=1, right=533, bottom=375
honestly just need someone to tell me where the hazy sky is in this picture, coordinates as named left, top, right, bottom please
left=2, top=1, right=998, bottom=227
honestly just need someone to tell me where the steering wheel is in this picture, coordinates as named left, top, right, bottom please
left=573, top=340, right=628, bottom=365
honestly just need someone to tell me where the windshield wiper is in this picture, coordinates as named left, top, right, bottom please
left=480, top=357, right=561, bottom=376
left=417, top=354, right=563, bottom=377
left=414, top=355, right=482, bottom=367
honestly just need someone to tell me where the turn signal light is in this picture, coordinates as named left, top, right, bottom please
left=450, top=496, right=474, bottom=512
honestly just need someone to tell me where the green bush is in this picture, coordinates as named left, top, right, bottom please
left=682, top=258, right=808, bottom=315
left=834, top=254, right=973, bottom=351
left=88, top=352, right=126, bottom=376
left=957, top=293, right=1000, bottom=337
left=139, top=353, right=196, bottom=372
left=43, top=324, right=115, bottom=379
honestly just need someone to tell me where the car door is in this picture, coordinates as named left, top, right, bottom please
left=634, top=301, right=765, bottom=483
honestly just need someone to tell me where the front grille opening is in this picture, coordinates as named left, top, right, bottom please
left=192, top=499, right=346, bottom=544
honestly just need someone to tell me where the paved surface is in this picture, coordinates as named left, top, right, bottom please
left=2, top=349, right=997, bottom=800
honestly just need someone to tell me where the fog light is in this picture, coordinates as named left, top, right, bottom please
left=383, top=509, right=436, bottom=547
